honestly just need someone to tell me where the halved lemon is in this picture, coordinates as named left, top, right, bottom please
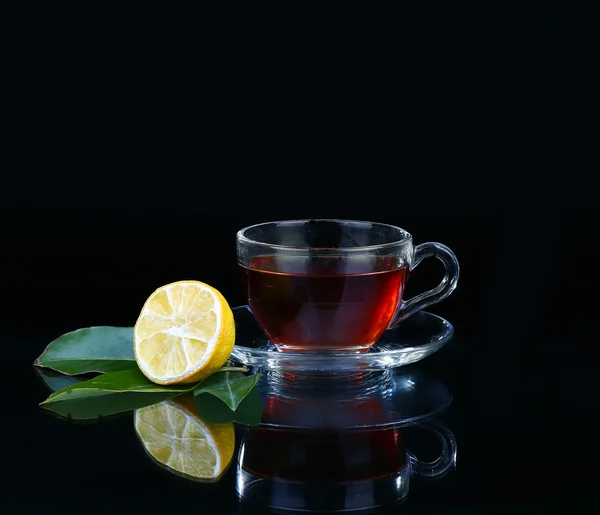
left=134, top=397, right=235, bottom=482
left=134, top=280, right=235, bottom=385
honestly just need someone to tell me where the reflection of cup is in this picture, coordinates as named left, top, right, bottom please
left=237, top=219, right=459, bottom=352
left=236, top=391, right=456, bottom=512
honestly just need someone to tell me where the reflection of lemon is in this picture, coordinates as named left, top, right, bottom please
left=134, top=280, right=235, bottom=385
left=134, top=397, right=235, bottom=482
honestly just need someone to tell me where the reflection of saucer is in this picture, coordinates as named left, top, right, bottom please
left=252, top=366, right=453, bottom=430
left=230, top=305, right=453, bottom=373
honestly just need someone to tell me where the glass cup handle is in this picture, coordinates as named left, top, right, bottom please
left=388, top=242, right=460, bottom=328
left=408, top=419, right=457, bottom=479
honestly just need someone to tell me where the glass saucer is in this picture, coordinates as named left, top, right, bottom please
left=230, top=305, right=454, bottom=374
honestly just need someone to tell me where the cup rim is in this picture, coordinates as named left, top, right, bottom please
left=236, top=219, right=413, bottom=252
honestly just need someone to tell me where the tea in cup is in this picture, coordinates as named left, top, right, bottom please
left=237, top=219, right=459, bottom=352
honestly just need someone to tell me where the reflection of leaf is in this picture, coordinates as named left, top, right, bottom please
left=35, top=367, right=85, bottom=392
left=34, top=326, right=136, bottom=375
left=193, top=371, right=260, bottom=410
left=40, top=369, right=196, bottom=420
left=196, top=387, right=263, bottom=426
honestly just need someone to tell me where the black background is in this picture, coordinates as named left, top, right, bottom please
left=2, top=2, right=599, bottom=513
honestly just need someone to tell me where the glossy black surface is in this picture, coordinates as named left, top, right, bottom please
left=3, top=3, right=597, bottom=512
left=3, top=210, right=598, bottom=514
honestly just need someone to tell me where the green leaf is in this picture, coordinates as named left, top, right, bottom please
left=195, top=386, right=263, bottom=426
left=34, top=367, right=85, bottom=392
left=193, top=371, right=261, bottom=411
left=34, top=326, right=137, bottom=375
left=40, top=368, right=197, bottom=420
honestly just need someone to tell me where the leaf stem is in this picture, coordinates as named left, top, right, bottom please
left=216, top=366, right=249, bottom=373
